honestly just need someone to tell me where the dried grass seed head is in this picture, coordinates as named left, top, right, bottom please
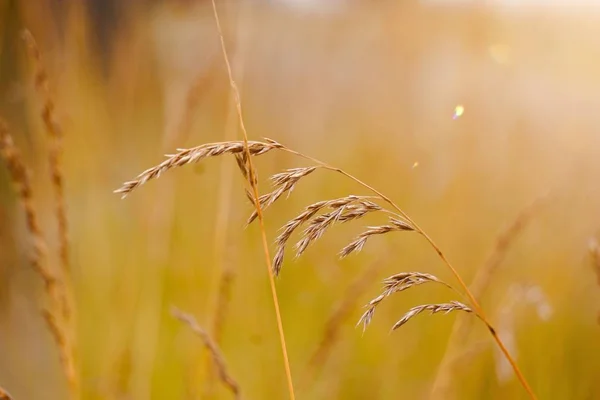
left=391, top=301, right=473, bottom=331
left=382, top=272, right=448, bottom=293
left=234, top=152, right=253, bottom=184
left=272, top=195, right=381, bottom=276
left=294, top=198, right=384, bottom=256
left=357, top=272, right=451, bottom=332
left=116, top=140, right=282, bottom=198
left=246, top=166, right=318, bottom=225
left=339, top=217, right=414, bottom=258
left=273, top=195, right=381, bottom=276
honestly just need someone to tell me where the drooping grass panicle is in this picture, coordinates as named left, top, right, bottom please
left=270, top=167, right=318, bottom=187
left=234, top=152, right=254, bottom=185
left=357, top=272, right=453, bottom=332
left=171, top=307, right=241, bottom=399
left=252, top=139, right=534, bottom=400
left=295, top=198, right=386, bottom=256
left=381, top=272, right=453, bottom=294
left=260, top=139, right=532, bottom=376
left=272, top=195, right=382, bottom=276
left=272, top=199, right=340, bottom=276
left=391, top=301, right=473, bottom=331
left=115, top=140, right=282, bottom=198
left=281, top=136, right=536, bottom=400
left=116, top=133, right=537, bottom=398
left=247, top=166, right=318, bottom=225
left=295, top=206, right=348, bottom=256
left=339, top=217, right=415, bottom=258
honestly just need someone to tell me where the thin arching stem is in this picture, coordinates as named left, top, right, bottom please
left=274, top=142, right=537, bottom=399
left=210, top=3, right=296, bottom=399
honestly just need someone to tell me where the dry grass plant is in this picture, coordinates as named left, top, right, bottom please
left=0, top=118, right=78, bottom=398
left=119, top=1, right=297, bottom=396
left=115, top=3, right=538, bottom=398
left=390, top=301, right=473, bottom=330
left=116, top=133, right=537, bottom=399
left=171, top=307, right=241, bottom=399
left=357, top=272, right=459, bottom=332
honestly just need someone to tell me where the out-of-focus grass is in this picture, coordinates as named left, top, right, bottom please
left=1, top=1, right=600, bottom=399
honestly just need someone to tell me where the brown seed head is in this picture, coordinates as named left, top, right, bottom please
left=391, top=301, right=473, bottom=331
left=115, top=140, right=281, bottom=197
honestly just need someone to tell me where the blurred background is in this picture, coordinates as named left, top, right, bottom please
left=1, top=0, right=600, bottom=399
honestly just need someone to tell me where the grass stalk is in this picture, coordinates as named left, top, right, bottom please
left=205, top=28, right=245, bottom=398
left=116, top=132, right=537, bottom=398
left=209, top=1, right=296, bottom=399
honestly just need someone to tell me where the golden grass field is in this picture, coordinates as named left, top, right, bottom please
left=1, top=1, right=600, bottom=399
